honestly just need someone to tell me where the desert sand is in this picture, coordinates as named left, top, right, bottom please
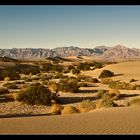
left=1, top=60, right=140, bottom=134
left=0, top=106, right=140, bottom=134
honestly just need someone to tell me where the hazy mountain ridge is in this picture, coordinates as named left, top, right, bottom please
left=1, top=45, right=140, bottom=60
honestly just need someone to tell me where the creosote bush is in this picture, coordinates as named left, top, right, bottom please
left=58, top=79, right=80, bottom=93
left=77, top=100, right=96, bottom=112
left=61, top=105, right=80, bottom=115
left=0, top=87, right=9, bottom=94
left=3, top=83, right=18, bottom=89
left=17, top=84, right=58, bottom=105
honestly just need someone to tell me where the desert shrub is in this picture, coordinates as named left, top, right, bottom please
left=42, top=63, right=53, bottom=72
left=61, top=105, right=80, bottom=115
left=72, top=68, right=80, bottom=74
left=130, top=78, right=136, bottom=83
left=58, top=79, right=80, bottom=93
left=31, top=75, right=40, bottom=80
left=3, top=83, right=18, bottom=89
left=77, top=62, right=91, bottom=71
left=96, top=89, right=107, bottom=99
left=40, top=74, right=51, bottom=81
left=48, top=81, right=59, bottom=93
left=50, top=104, right=64, bottom=115
left=77, top=75, right=89, bottom=81
left=4, top=77, right=10, bottom=81
left=53, top=73, right=64, bottom=79
left=129, top=98, right=140, bottom=106
left=42, top=63, right=64, bottom=73
left=94, top=63, right=103, bottom=69
left=77, top=100, right=96, bottom=112
left=98, top=70, right=114, bottom=78
left=79, top=82, right=88, bottom=87
left=14, top=64, right=40, bottom=75
left=25, top=78, right=32, bottom=82
left=0, top=87, right=9, bottom=94
left=100, top=78, right=113, bottom=85
left=41, top=80, right=49, bottom=85
left=108, top=89, right=120, bottom=99
left=1, top=67, right=20, bottom=80
left=96, top=94, right=116, bottom=108
left=17, top=84, right=57, bottom=105
left=109, top=81, right=135, bottom=90
left=52, top=65, right=64, bottom=72
left=14, top=81, right=25, bottom=84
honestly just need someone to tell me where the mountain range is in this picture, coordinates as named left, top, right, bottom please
left=0, top=45, right=140, bottom=60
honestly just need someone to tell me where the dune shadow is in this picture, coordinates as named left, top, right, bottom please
left=0, top=95, right=14, bottom=103
left=113, top=74, right=124, bottom=77
left=0, top=113, right=52, bottom=119
left=59, top=96, right=97, bottom=105
left=79, top=89, right=98, bottom=94
left=118, top=93, right=140, bottom=99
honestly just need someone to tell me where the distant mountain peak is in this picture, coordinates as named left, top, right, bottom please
left=0, top=45, right=140, bottom=60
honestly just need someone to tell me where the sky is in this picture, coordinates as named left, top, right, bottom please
left=0, top=5, right=140, bottom=49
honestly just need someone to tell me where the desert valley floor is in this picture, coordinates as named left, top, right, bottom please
left=1, top=58, right=140, bottom=134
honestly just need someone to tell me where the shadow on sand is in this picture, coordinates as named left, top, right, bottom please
left=59, top=96, right=97, bottom=105
left=118, top=93, right=140, bottom=99
left=0, top=113, right=52, bottom=119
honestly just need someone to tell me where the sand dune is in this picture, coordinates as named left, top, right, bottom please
left=0, top=106, right=140, bottom=134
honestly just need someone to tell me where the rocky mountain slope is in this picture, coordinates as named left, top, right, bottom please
left=0, top=45, right=140, bottom=60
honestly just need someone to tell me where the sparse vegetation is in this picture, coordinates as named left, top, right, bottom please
left=17, top=84, right=58, bottom=105
left=77, top=100, right=96, bottom=112
left=3, top=83, right=18, bottom=89
left=0, top=87, right=9, bottom=94
left=61, top=105, right=80, bottom=115
left=72, top=68, right=80, bottom=74
left=50, top=104, right=64, bottom=115
left=58, top=79, right=80, bottom=93
left=100, top=78, right=113, bottom=85
left=96, top=94, right=116, bottom=108
left=0, top=67, right=20, bottom=80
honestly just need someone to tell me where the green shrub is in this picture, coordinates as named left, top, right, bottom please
left=100, top=78, right=113, bottom=85
left=14, top=64, right=40, bottom=75
left=96, top=94, right=116, bottom=108
left=14, top=81, right=25, bottom=84
left=109, top=81, right=135, bottom=90
left=77, top=100, right=96, bottom=112
left=77, top=62, right=91, bottom=71
left=61, top=105, right=80, bottom=115
left=96, top=89, right=107, bottom=99
left=0, top=87, right=9, bottom=94
left=53, top=73, right=64, bottom=79
left=98, top=70, right=114, bottom=78
left=72, top=68, right=80, bottom=74
left=1, top=67, right=20, bottom=80
left=3, top=83, right=18, bottom=89
left=42, top=63, right=64, bottom=73
left=50, top=104, right=64, bottom=115
left=79, top=82, right=88, bottom=87
left=17, top=84, right=57, bottom=105
left=58, top=79, right=80, bottom=93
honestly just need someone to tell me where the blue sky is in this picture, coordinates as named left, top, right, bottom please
left=0, top=5, right=140, bottom=49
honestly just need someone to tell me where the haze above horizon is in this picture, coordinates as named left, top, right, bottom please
left=0, top=6, right=140, bottom=49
